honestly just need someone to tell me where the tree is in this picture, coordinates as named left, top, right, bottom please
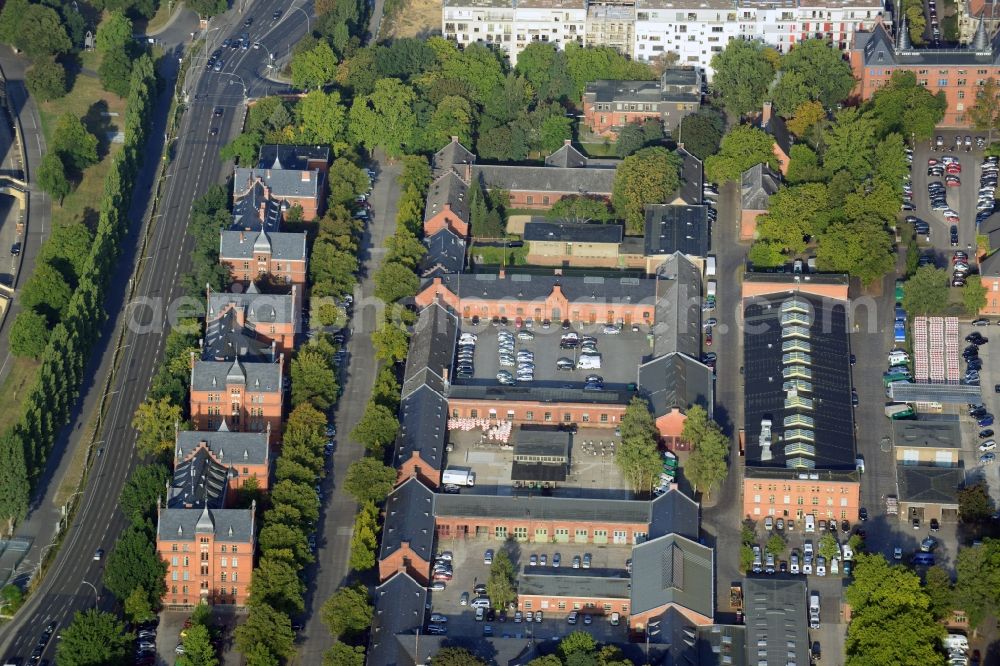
left=0, top=431, right=29, bottom=530
left=374, top=262, right=419, bottom=304
left=823, top=107, right=878, bottom=182
left=103, top=524, right=166, bottom=606
left=681, top=405, right=729, bottom=497
left=187, top=0, right=227, bottom=16
left=321, top=584, right=373, bottom=639
left=119, top=463, right=170, bottom=527
left=258, top=522, right=312, bottom=568
left=970, top=77, right=1000, bottom=142
left=9, top=310, right=51, bottom=359
left=558, top=632, right=597, bottom=660
left=291, top=347, right=339, bottom=410
left=220, top=131, right=263, bottom=166
left=869, top=71, right=947, bottom=141
left=873, top=133, right=910, bottom=193
left=818, top=533, right=840, bottom=561
left=385, top=231, right=427, bottom=269
left=20, top=261, right=71, bottom=321
left=963, top=280, right=988, bottom=317
left=709, top=39, right=776, bottom=116
left=350, top=401, right=400, bottom=455
left=748, top=241, right=786, bottom=268
left=176, top=624, right=218, bottom=666
left=325, top=643, right=366, bottom=666
left=515, top=42, right=574, bottom=103
left=271, top=479, right=321, bottom=528
left=704, top=125, right=777, bottom=183
left=615, top=397, right=663, bottom=492
left=291, top=41, right=339, bottom=90
left=433, top=648, right=488, bottom=666
left=678, top=110, right=724, bottom=159
left=423, top=95, right=475, bottom=151
left=235, top=604, right=296, bottom=661
left=124, top=586, right=155, bottom=624
left=923, top=565, right=954, bottom=621
left=372, top=366, right=401, bottom=410
left=56, top=609, right=134, bottom=666
left=132, top=398, right=182, bottom=459
left=344, top=458, right=397, bottom=505
left=25, top=58, right=66, bottom=102
left=51, top=113, right=99, bottom=173
left=612, top=147, right=681, bottom=234
left=99, top=49, right=136, bottom=98
left=37, top=152, right=70, bottom=202
left=755, top=182, right=830, bottom=253
left=906, top=3, right=927, bottom=46
left=786, top=100, right=826, bottom=137
left=349, top=502, right=379, bottom=571
left=816, top=218, right=895, bottom=286
left=438, top=41, right=508, bottom=104
left=328, top=158, right=371, bottom=207
left=299, top=89, right=348, bottom=149
left=902, top=266, right=949, bottom=316
left=786, top=144, right=825, bottom=184
left=955, top=539, right=1000, bottom=628
left=3, top=4, right=70, bottom=58
left=772, top=38, right=855, bottom=113
left=486, top=549, right=518, bottom=610
left=249, top=555, right=305, bottom=615
left=349, top=78, right=417, bottom=157
left=371, top=320, right=410, bottom=364
left=311, top=243, right=358, bottom=298
left=95, top=11, right=132, bottom=54
left=546, top=194, right=615, bottom=224
left=958, top=480, right=995, bottom=524
left=765, top=533, right=786, bottom=557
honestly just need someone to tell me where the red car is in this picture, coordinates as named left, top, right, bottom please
left=705, top=331, right=713, bottom=346
left=946, top=163, right=962, bottom=174
left=927, top=158, right=939, bottom=166
left=946, top=215, right=960, bottom=223
left=946, top=177, right=961, bottom=187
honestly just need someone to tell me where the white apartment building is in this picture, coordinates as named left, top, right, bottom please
left=443, top=0, right=884, bottom=72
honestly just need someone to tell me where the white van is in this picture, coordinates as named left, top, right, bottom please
left=471, top=597, right=491, bottom=609
left=805, top=515, right=816, bottom=532
left=841, top=543, right=854, bottom=561
left=705, top=256, right=717, bottom=278
left=707, top=281, right=717, bottom=298
left=943, top=634, right=969, bottom=650
left=577, top=355, right=601, bottom=370
left=888, top=350, right=910, bottom=366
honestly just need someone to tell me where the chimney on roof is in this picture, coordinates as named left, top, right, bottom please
left=498, top=268, right=506, bottom=279
left=442, top=367, right=449, bottom=386
left=240, top=231, right=245, bottom=243
left=563, top=139, right=572, bottom=146
left=301, top=171, right=311, bottom=182
left=761, top=101, right=773, bottom=127
left=451, top=136, right=459, bottom=143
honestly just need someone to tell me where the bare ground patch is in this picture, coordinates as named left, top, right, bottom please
left=386, top=0, right=441, bottom=39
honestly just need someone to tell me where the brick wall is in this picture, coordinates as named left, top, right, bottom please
left=742, top=476, right=861, bottom=523
left=158, top=536, right=253, bottom=607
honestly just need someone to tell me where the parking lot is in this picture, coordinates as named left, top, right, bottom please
left=445, top=427, right=633, bottom=499
left=958, top=321, right=1000, bottom=508
left=426, top=538, right=631, bottom=643
left=451, top=322, right=651, bottom=390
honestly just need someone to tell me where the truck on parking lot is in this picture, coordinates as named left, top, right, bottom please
left=885, top=403, right=915, bottom=419
left=883, top=370, right=912, bottom=386
left=894, top=320, right=906, bottom=344
left=442, top=468, right=476, bottom=486
left=895, top=280, right=905, bottom=303
left=730, top=584, right=743, bottom=623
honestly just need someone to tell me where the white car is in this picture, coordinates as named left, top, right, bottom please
left=602, top=324, right=621, bottom=335
left=979, top=440, right=997, bottom=452
left=816, top=556, right=826, bottom=577
left=894, top=547, right=903, bottom=560
left=790, top=552, right=800, bottom=574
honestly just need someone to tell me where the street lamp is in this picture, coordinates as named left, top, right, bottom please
left=286, top=4, right=312, bottom=34
left=79, top=580, right=99, bottom=607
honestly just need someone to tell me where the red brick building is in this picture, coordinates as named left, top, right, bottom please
left=175, top=427, right=271, bottom=494
left=581, top=69, right=702, bottom=139
left=205, top=284, right=299, bottom=358
left=219, top=229, right=308, bottom=288
left=189, top=355, right=284, bottom=445
left=232, top=145, right=330, bottom=223
left=849, top=19, right=1000, bottom=127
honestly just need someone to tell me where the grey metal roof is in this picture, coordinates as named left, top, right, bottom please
left=743, top=578, right=809, bottom=666
left=981, top=249, right=1000, bottom=277
left=419, top=227, right=466, bottom=277
left=401, top=303, right=459, bottom=399
left=519, top=572, right=630, bottom=599
left=471, top=163, right=616, bottom=196
left=513, top=426, right=570, bottom=459
left=677, top=148, right=703, bottom=206
left=742, top=272, right=849, bottom=287
left=368, top=572, right=429, bottom=666
left=169, top=448, right=231, bottom=509
left=207, top=285, right=295, bottom=323
left=176, top=429, right=270, bottom=467
left=523, top=222, right=623, bottom=244
left=897, top=465, right=963, bottom=505
left=648, top=486, right=700, bottom=541
left=392, top=385, right=449, bottom=472
left=446, top=384, right=632, bottom=406
left=219, top=230, right=306, bottom=262
left=639, top=353, right=714, bottom=420
left=423, top=272, right=662, bottom=309
left=629, top=533, right=714, bottom=620
left=544, top=143, right=590, bottom=168
left=433, top=493, right=651, bottom=523
left=257, top=144, right=329, bottom=170
left=651, top=254, right=703, bottom=358
left=891, top=416, right=962, bottom=450
left=643, top=204, right=710, bottom=257
left=234, top=166, right=321, bottom=200
left=380, top=478, right=436, bottom=563
left=764, top=111, right=793, bottom=157
left=888, top=382, right=982, bottom=404
left=699, top=623, right=746, bottom=666
left=584, top=73, right=700, bottom=106
left=191, top=359, right=282, bottom=392
left=740, top=163, right=780, bottom=211
left=424, top=171, right=470, bottom=225
left=157, top=507, right=254, bottom=543
left=432, top=138, right=476, bottom=177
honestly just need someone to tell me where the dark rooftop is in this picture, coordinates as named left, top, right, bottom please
left=432, top=137, right=476, bottom=178
left=424, top=171, right=470, bottom=226
left=380, top=478, right=436, bottom=564
left=472, top=163, right=616, bottom=196
left=446, top=383, right=633, bottom=406
left=520, top=572, right=630, bottom=599
left=630, top=533, right=714, bottom=620
left=157, top=506, right=254, bottom=544
left=392, top=385, right=449, bottom=472
left=422, top=272, right=663, bottom=310
left=897, top=465, right=963, bottom=505
left=368, top=572, right=429, bottom=666
left=743, top=292, right=856, bottom=470
left=168, top=447, right=231, bottom=509
left=401, top=303, right=459, bottom=399
left=257, top=144, right=329, bottom=170
left=643, top=204, right=710, bottom=257
left=219, top=229, right=306, bottom=262
left=744, top=579, right=809, bottom=666
left=175, top=428, right=270, bottom=468
left=638, top=352, right=714, bottom=419
left=740, top=163, right=780, bottom=211
left=513, top=426, right=571, bottom=460
left=420, top=227, right=467, bottom=277
left=434, top=493, right=651, bottom=523
left=648, top=486, right=700, bottom=541
left=891, top=416, right=962, bottom=450
left=677, top=147, right=703, bottom=206
left=651, top=253, right=703, bottom=358
left=523, top=222, right=623, bottom=245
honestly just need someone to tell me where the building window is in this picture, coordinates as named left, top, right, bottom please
left=495, top=526, right=507, bottom=538
left=513, top=526, right=528, bottom=540
left=221, top=572, right=227, bottom=582
left=221, top=558, right=227, bottom=567
left=600, top=414, right=608, bottom=422
left=812, top=497, right=820, bottom=505
left=172, top=572, right=178, bottom=581
left=172, top=544, right=178, bottom=552
left=563, top=413, right=572, bottom=422
left=172, top=557, right=178, bottom=566
left=582, top=413, right=590, bottom=422
left=471, top=409, right=478, bottom=418
left=544, top=412, right=552, bottom=422
left=525, top=411, right=533, bottom=421
left=523, top=600, right=532, bottom=609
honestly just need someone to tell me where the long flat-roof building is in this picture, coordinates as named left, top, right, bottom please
left=742, top=292, right=861, bottom=522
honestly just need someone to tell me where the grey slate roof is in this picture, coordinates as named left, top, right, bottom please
left=651, top=253, right=703, bottom=358
left=219, top=230, right=306, bottom=262
left=380, top=478, right=436, bottom=564
left=520, top=572, right=630, bottom=599
left=856, top=22, right=1000, bottom=67
left=234, top=166, right=321, bottom=200
left=169, top=447, right=231, bottom=509
left=648, top=486, right=701, bottom=541
left=629, top=533, right=714, bottom=620
left=191, top=359, right=282, bottom=392
left=424, top=171, right=470, bottom=225
left=176, top=429, right=270, bottom=467
left=419, top=227, right=466, bottom=277
left=423, top=272, right=662, bottom=309
left=434, top=493, right=652, bottom=523
left=472, top=163, right=616, bottom=196
left=740, top=163, right=781, bottom=211
left=231, top=179, right=282, bottom=233
left=257, top=144, right=329, bottom=170
left=203, top=309, right=274, bottom=362
left=368, top=572, right=429, bottom=666
left=981, top=249, right=1000, bottom=277
left=544, top=143, right=590, bottom=168
left=432, top=137, right=476, bottom=177
left=891, top=416, right=962, bottom=450
left=446, top=384, right=633, bottom=407
left=744, top=578, right=809, bottom=666
left=677, top=147, right=703, bottom=206
left=764, top=111, right=793, bottom=156
left=392, top=385, right=448, bottom=472
left=584, top=72, right=700, bottom=106
left=157, top=507, right=254, bottom=543
left=897, top=465, right=963, bottom=505
left=393, top=636, right=541, bottom=666
left=643, top=204, right=710, bottom=257
left=401, top=303, right=459, bottom=399
left=524, top=222, right=623, bottom=244
left=638, top=352, right=714, bottom=420
left=207, top=286, right=296, bottom=325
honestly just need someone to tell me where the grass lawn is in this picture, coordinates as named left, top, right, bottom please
left=37, top=50, right=126, bottom=229
left=470, top=244, right=528, bottom=266
left=142, top=1, right=177, bottom=33
left=0, top=357, right=40, bottom=434
left=578, top=142, right=618, bottom=158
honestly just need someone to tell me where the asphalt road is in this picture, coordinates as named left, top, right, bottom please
left=0, top=1, right=312, bottom=661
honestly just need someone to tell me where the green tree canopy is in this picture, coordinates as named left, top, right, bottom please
left=132, top=397, right=182, bottom=459
left=755, top=182, right=830, bottom=254
left=291, top=347, right=339, bottom=411
left=612, top=147, right=681, bottom=234
left=433, top=647, right=488, bottom=666
left=615, top=397, right=662, bottom=492
left=681, top=405, right=729, bottom=497
left=25, top=57, right=66, bottom=102
left=349, top=501, right=379, bottom=571
left=486, top=549, right=518, bottom=610
left=249, top=555, right=305, bottom=615
left=546, top=194, right=615, bottom=224
left=51, top=113, right=99, bottom=174
left=350, top=401, right=400, bottom=455
left=709, top=40, right=776, bottom=116
left=958, top=480, right=995, bottom=524
left=902, top=266, right=949, bottom=316
left=343, top=457, right=397, bottom=505
left=678, top=110, right=724, bottom=160
left=21, top=261, right=72, bottom=322
left=119, top=463, right=170, bottom=527
left=321, top=584, right=373, bottom=639
left=373, top=262, right=419, bottom=304
left=37, top=151, right=70, bottom=202
left=9, top=310, right=51, bottom=359
left=963, top=280, right=988, bottom=318
left=124, top=586, right=156, bottom=624
left=1, top=3, right=71, bottom=58
left=704, top=125, right=777, bottom=183
left=923, top=565, right=954, bottom=621
left=772, top=38, right=855, bottom=113
left=325, top=642, right=366, bottom=666
left=291, top=41, right=339, bottom=90
left=349, top=78, right=417, bottom=157
left=176, top=623, right=219, bottom=666
left=969, top=77, right=1000, bottom=142
left=869, top=70, right=947, bottom=140
left=102, top=524, right=167, bottom=607
left=235, top=603, right=296, bottom=662
left=372, top=320, right=410, bottom=363
left=298, top=89, right=349, bottom=150
left=816, top=218, right=895, bottom=285
left=56, top=609, right=134, bottom=666
left=955, top=539, right=1000, bottom=628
